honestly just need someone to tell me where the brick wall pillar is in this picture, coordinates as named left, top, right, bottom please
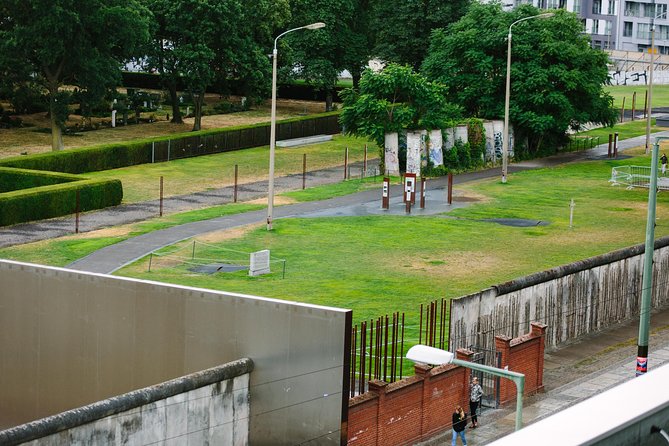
left=456, top=348, right=474, bottom=410
left=415, top=364, right=430, bottom=438
left=368, top=380, right=388, bottom=446
left=495, top=335, right=512, bottom=403
left=531, top=322, right=547, bottom=391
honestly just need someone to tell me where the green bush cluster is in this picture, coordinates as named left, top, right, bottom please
left=0, top=175, right=122, bottom=226
left=0, top=167, right=78, bottom=193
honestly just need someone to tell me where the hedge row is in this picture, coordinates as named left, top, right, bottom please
left=0, top=175, right=123, bottom=226
left=0, top=167, right=80, bottom=193
left=0, top=112, right=342, bottom=174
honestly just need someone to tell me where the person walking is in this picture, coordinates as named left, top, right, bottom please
left=469, top=377, right=483, bottom=428
left=452, top=405, right=468, bottom=446
left=661, top=153, right=668, bottom=176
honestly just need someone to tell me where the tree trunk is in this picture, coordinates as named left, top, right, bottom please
left=351, top=68, right=362, bottom=90
left=49, top=86, right=64, bottom=151
left=168, top=84, right=183, bottom=124
left=325, top=89, right=333, bottom=112
left=192, top=91, right=203, bottom=131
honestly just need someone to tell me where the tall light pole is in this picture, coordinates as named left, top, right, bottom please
left=267, top=22, right=325, bottom=231
left=502, top=12, right=554, bottom=183
left=645, top=7, right=661, bottom=154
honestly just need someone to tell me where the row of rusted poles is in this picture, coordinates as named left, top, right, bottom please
left=350, top=312, right=405, bottom=396
left=419, top=298, right=447, bottom=349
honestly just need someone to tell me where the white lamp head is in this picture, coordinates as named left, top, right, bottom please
left=305, top=22, right=326, bottom=30
left=406, top=345, right=455, bottom=365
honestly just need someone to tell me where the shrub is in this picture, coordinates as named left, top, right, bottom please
left=0, top=177, right=122, bottom=226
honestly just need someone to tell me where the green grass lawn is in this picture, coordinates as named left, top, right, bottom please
left=605, top=84, right=669, bottom=110
left=84, top=135, right=379, bottom=203
left=574, top=118, right=663, bottom=142
left=107, top=152, right=669, bottom=337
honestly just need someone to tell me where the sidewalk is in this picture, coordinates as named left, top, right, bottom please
left=421, top=304, right=669, bottom=445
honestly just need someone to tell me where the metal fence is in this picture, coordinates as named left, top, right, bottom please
left=609, top=165, right=669, bottom=190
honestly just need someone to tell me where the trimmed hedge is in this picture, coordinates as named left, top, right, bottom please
left=0, top=167, right=80, bottom=193
left=0, top=112, right=342, bottom=174
left=0, top=175, right=123, bottom=226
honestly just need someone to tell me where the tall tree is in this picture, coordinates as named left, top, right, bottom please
left=286, top=0, right=350, bottom=111
left=340, top=63, right=461, bottom=147
left=0, top=0, right=151, bottom=151
left=370, top=0, right=470, bottom=69
left=422, top=3, right=616, bottom=153
left=145, top=0, right=289, bottom=130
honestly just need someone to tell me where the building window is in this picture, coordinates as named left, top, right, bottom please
left=638, top=22, right=650, bottom=39
left=573, top=0, right=581, bottom=13
left=623, top=21, right=633, bottom=37
left=658, top=4, right=668, bottom=19
left=593, top=0, right=602, bottom=14
left=659, top=25, right=669, bottom=40
left=605, top=20, right=612, bottom=35
left=607, top=0, right=616, bottom=15
left=593, top=19, right=600, bottom=34
left=625, top=2, right=640, bottom=17
left=547, top=0, right=559, bottom=8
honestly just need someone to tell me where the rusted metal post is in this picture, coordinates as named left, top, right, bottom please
left=234, top=164, right=238, bottom=203
left=405, top=198, right=411, bottom=214
left=302, top=154, right=307, bottom=190
left=344, top=147, right=348, bottom=179
left=383, top=315, right=389, bottom=381
left=448, top=172, right=453, bottom=205
left=632, top=91, right=637, bottom=120
left=419, top=304, right=423, bottom=344
left=614, top=132, right=619, bottom=158
left=75, top=190, right=80, bottom=234
left=420, top=177, right=426, bottom=209
left=620, top=96, right=626, bottom=122
left=363, top=144, right=368, bottom=175
left=399, top=313, right=405, bottom=379
left=159, top=176, right=164, bottom=217
left=360, top=321, right=366, bottom=393
left=369, top=319, right=374, bottom=381
left=351, top=326, right=357, bottom=397
left=645, top=90, right=649, bottom=119
left=608, top=134, right=613, bottom=158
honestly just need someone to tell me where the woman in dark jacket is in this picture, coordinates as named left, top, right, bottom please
left=451, top=405, right=468, bottom=446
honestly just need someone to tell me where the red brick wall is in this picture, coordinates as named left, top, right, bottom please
left=347, top=322, right=547, bottom=446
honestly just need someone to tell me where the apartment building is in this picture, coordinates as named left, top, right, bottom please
left=511, top=0, right=668, bottom=53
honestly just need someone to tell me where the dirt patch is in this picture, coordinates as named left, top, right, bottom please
left=402, top=252, right=502, bottom=278
left=62, top=226, right=132, bottom=239
left=245, top=196, right=296, bottom=206
left=196, top=223, right=262, bottom=244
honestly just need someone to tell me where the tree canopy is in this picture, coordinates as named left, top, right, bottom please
left=339, top=63, right=461, bottom=147
left=421, top=3, right=616, bottom=154
left=370, top=0, right=470, bottom=69
left=0, top=0, right=151, bottom=150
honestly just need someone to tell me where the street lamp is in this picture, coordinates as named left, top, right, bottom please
left=266, top=22, right=326, bottom=231
left=645, top=11, right=664, bottom=154
left=406, top=344, right=526, bottom=431
left=501, top=12, right=554, bottom=183
left=636, top=135, right=664, bottom=377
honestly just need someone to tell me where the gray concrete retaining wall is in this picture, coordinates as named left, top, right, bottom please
left=0, top=359, right=252, bottom=446
left=0, top=261, right=351, bottom=445
left=449, top=236, right=669, bottom=352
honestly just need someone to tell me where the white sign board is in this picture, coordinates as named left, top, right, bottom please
left=249, top=250, right=271, bottom=276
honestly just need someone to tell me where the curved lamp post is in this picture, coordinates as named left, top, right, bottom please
left=406, top=344, right=526, bottom=431
left=267, top=22, right=326, bottom=231
left=501, top=12, right=554, bottom=183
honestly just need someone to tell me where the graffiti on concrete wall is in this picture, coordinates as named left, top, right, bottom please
left=610, top=70, right=648, bottom=85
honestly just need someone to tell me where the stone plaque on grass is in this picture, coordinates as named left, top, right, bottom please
left=249, top=250, right=270, bottom=276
